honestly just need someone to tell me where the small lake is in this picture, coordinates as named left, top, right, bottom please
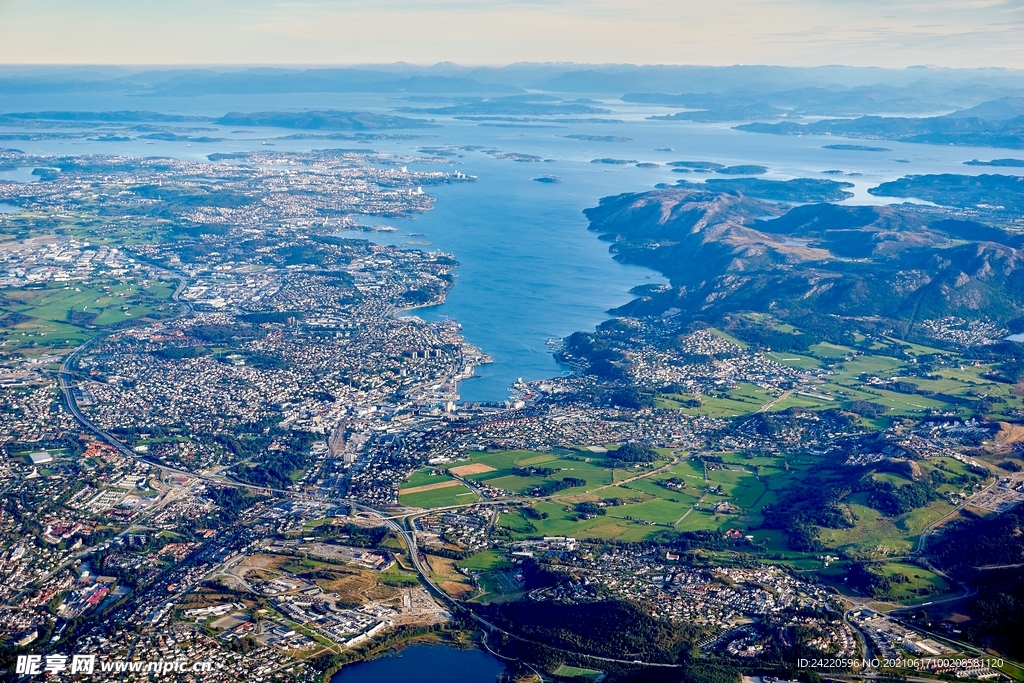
left=329, top=644, right=506, bottom=683
left=0, top=203, right=22, bottom=213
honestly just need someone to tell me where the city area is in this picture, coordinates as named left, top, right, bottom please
left=1, top=140, right=1023, bottom=683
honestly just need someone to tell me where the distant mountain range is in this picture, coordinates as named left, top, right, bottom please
left=736, top=98, right=1024, bottom=149
left=1, top=64, right=1021, bottom=117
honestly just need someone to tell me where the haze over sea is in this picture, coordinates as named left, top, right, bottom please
left=2, top=91, right=1017, bottom=401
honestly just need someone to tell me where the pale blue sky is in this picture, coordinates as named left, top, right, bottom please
left=0, top=0, right=1021, bottom=67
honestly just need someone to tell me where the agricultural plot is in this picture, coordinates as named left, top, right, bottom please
left=399, top=483, right=478, bottom=508
left=673, top=509, right=732, bottom=533
left=658, top=332, right=1019, bottom=423
left=401, top=468, right=454, bottom=489
left=707, top=468, right=768, bottom=509
left=768, top=394, right=835, bottom=411
left=875, top=561, right=952, bottom=601
left=496, top=502, right=666, bottom=542
left=817, top=494, right=956, bottom=557
left=4, top=281, right=172, bottom=327
left=765, top=351, right=821, bottom=370
left=816, top=560, right=953, bottom=602
left=457, top=549, right=511, bottom=572
left=808, top=342, right=856, bottom=358
left=452, top=449, right=619, bottom=496
left=493, top=454, right=770, bottom=540
left=608, top=497, right=688, bottom=525
left=553, top=665, right=605, bottom=680
left=663, top=382, right=776, bottom=418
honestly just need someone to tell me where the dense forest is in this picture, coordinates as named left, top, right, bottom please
left=930, top=507, right=1024, bottom=570
left=476, top=599, right=703, bottom=664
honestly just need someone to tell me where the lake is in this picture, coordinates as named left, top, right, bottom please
left=329, top=644, right=505, bottom=683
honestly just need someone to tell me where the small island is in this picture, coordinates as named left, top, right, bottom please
left=590, top=158, right=637, bottom=164
left=823, top=143, right=891, bottom=151
left=635, top=162, right=660, bottom=168
left=561, top=134, right=633, bottom=142
left=533, top=175, right=562, bottom=183
left=717, top=164, right=768, bottom=175
left=668, top=160, right=724, bottom=170
left=965, top=158, right=1024, bottom=167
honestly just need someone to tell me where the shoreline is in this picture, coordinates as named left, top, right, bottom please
left=320, top=629, right=492, bottom=683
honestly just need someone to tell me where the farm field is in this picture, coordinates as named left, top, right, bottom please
left=654, top=324, right=1024, bottom=423
left=5, top=280, right=173, bottom=326
left=0, top=280, right=176, bottom=349
left=816, top=560, right=954, bottom=602
left=399, top=483, right=478, bottom=508
left=457, top=549, right=511, bottom=571
left=400, top=469, right=455, bottom=489
left=659, top=382, right=775, bottom=418
left=444, top=448, right=660, bottom=497
left=552, top=665, right=604, bottom=680
left=817, top=495, right=957, bottom=557
left=492, top=454, right=770, bottom=540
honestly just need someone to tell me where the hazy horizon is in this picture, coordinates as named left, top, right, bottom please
left=1, top=0, right=1022, bottom=69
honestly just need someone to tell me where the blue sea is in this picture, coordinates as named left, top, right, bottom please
left=2, top=91, right=1018, bottom=401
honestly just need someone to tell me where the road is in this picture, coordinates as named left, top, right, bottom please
left=673, top=458, right=709, bottom=527
left=757, top=388, right=794, bottom=413
left=47, top=263, right=695, bottom=671
left=352, top=504, right=684, bottom=669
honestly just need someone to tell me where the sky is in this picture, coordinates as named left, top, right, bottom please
left=0, top=0, right=1022, bottom=68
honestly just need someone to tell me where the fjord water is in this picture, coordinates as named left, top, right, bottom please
left=328, top=644, right=505, bottom=683
left=393, top=137, right=670, bottom=402
left=3, top=92, right=1018, bottom=400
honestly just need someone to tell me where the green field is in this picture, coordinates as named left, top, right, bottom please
left=817, top=494, right=957, bottom=557
left=808, top=342, right=856, bottom=358
left=497, top=502, right=669, bottom=542
left=876, top=561, right=952, bottom=600
left=5, top=281, right=173, bottom=325
left=765, top=351, right=822, bottom=370
left=451, top=449, right=628, bottom=496
left=398, top=483, right=478, bottom=508
left=0, top=279, right=176, bottom=349
left=458, top=549, right=511, bottom=571
left=659, top=382, right=776, bottom=418
left=552, top=665, right=605, bottom=680
left=472, top=570, right=524, bottom=603
left=817, top=560, right=953, bottom=602
left=401, top=469, right=454, bottom=489
left=654, top=334, right=1024, bottom=422
left=489, top=453, right=774, bottom=541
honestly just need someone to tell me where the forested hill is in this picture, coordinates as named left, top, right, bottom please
left=476, top=599, right=702, bottom=664
left=584, top=181, right=1024, bottom=329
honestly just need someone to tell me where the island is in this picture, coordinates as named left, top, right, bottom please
left=823, top=143, right=891, bottom=151
left=965, top=158, right=1024, bottom=167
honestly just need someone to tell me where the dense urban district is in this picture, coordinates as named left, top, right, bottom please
left=1, top=140, right=1024, bottom=683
